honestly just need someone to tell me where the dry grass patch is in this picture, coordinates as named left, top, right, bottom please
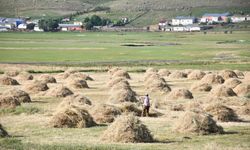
left=0, top=76, right=19, bottom=85
left=3, top=89, right=31, bottom=103
left=0, top=124, right=8, bottom=137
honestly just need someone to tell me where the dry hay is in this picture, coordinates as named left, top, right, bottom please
left=107, top=77, right=128, bottom=88
left=65, top=69, right=78, bottom=74
left=108, top=67, right=122, bottom=75
left=183, top=69, right=193, bottom=75
left=146, top=68, right=158, bottom=73
left=68, top=72, right=94, bottom=81
left=234, top=70, right=244, bottom=77
left=233, top=84, right=250, bottom=97
left=110, top=81, right=131, bottom=93
left=90, top=104, right=121, bottom=123
left=50, top=105, right=96, bottom=128
left=219, top=70, right=238, bottom=79
left=111, top=70, right=131, bottom=79
left=5, top=70, right=19, bottom=77
left=58, top=94, right=92, bottom=108
left=25, top=80, right=49, bottom=92
left=184, top=101, right=203, bottom=112
left=205, top=103, right=238, bottom=122
left=100, top=114, right=153, bottom=143
left=223, top=78, right=242, bottom=89
left=209, top=85, right=237, bottom=97
left=188, top=70, right=206, bottom=80
left=170, top=104, right=185, bottom=111
left=109, top=88, right=137, bottom=103
left=0, top=76, right=20, bottom=85
left=244, top=72, right=250, bottom=81
left=3, top=89, right=31, bottom=103
left=200, top=74, right=224, bottom=84
left=167, top=88, right=193, bottom=100
left=239, top=103, right=250, bottom=115
left=145, top=77, right=171, bottom=93
left=174, top=111, right=224, bottom=135
left=190, top=82, right=212, bottom=92
left=143, top=72, right=159, bottom=81
left=0, top=124, right=8, bottom=137
left=168, top=70, right=187, bottom=79
left=0, top=95, right=20, bottom=108
left=158, top=69, right=171, bottom=76
left=17, top=72, right=33, bottom=80
left=120, top=102, right=142, bottom=116
left=67, top=78, right=89, bottom=89
left=47, top=86, right=73, bottom=98
left=39, top=74, right=57, bottom=83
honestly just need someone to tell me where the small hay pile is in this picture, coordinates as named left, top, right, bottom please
left=0, top=76, right=19, bottom=85
left=108, top=67, right=122, bottom=75
left=209, top=85, right=237, bottom=97
left=109, top=88, right=137, bottom=103
left=50, top=105, right=96, bottom=128
left=145, top=73, right=171, bottom=93
left=234, top=70, right=244, bottom=77
left=0, top=124, right=8, bottom=137
left=158, top=69, right=171, bottom=76
left=168, top=70, right=187, bottom=79
left=5, top=70, right=19, bottom=77
left=47, top=86, right=73, bottom=97
left=146, top=68, right=158, bottom=74
left=205, top=104, right=238, bottom=122
left=67, top=78, right=89, bottom=89
left=68, top=72, right=94, bottom=81
left=223, top=78, right=242, bottom=89
left=120, top=102, right=142, bottom=116
left=90, top=104, right=121, bottom=123
left=0, top=95, right=20, bottom=108
left=190, top=82, right=212, bottom=92
left=167, top=88, right=193, bottom=100
left=107, top=77, right=128, bottom=88
left=233, top=84, right=250, bottom=97
left=200, top=74, right=224, bottom=84
left=111, top=70, right=131, bottom=79
left=100, top=114, right=153, bottom=143
left=170, top=104, right=185, bottom=111
left=184, top=101, right=203, bottom=112
left=39, top=74, right=57, bottom=83
left=110, top=81, right=131, bottom=92
left=17, top=72, right=33, bottom=80
left=239, top=103, right=250, bottom=115
left=174, top=111, right=224, bottom=135
left=3, top=89, right=31, bottom=103
left=58, top=94, right=92, bottom=108
left=188, top=70, right=206, bottom=80
left=220, top=70, right=238, bottom=79
left=25, top=80, right=49, bottom=92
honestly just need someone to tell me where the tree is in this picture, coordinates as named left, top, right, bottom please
left=85, top=22, right=93, bottom=30
left=27, top=23, right=35, bottom=30
left=90, top=15, right=102, bottom=26
left=84, top=17, right=90, bottom=23
left=38, top=18, right=59, bottom=32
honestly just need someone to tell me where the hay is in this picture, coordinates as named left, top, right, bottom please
left=200, top=74, right=224, bottom=84
left=120, top=102, right=142, bottom=116
left=184, top=101, right=203, bottom=112
left=143, top=72, right=159, bottom=81
left=223, top=78, right=242, bottom=89
left=68, top=72, right=94, bottom=81
left=145, top=77, right=171, bottom=93
left=100, top=114, right=153, bottom=143
left=111, top=70, right=131, bottom=79
left=188, top=70, right=206, bottom=80
left=108, top=67, right=122, bottom=75
left=0, top=76, right=20, bottom=85
left=47, top=86, right=73, bottom=97
left=0, top=95, right=20, bottom=108
left=50, top=105, right=96, bottom=128
left=25, top=80, right=49, bottom=92
left=3, top=89, right=31, bottom=103
left=0, top=124, right=8, bottom=137
left=39, top=74, right=57, bottom=83
left=90, top=104, right=121, bottom=123
left=107, top=77, right=128, bottom=88
left=67, top=78, right=89, bottom=89
left=146, top=68, right=158, bottom=73
left=110, top=81, right=131, bottom=92
left=5, top=70, right=19, bottom=77
left=58, top=94, right=92, bottom=108
left=190, top=82, right=212, bottom=92
left=168, top=71, right=187, bottom=79
left=209, top=85, right=237, bottom=97
left=174, top=111, right=224, bottom=135
left=167, top=88, right=193, bottom=100
left=205, top=104, right=238, bottom=122
left=17, top=72, right=33, bottom=80
left=170, top=104, right=185, bottom=111
left=220, top=70, right=238, bottom=79
left=109, top=88, right=137, bottom=103
left=234, top=70, right=244, bottom=77
left=158, top=69, right=171, bottom=76
left=233, top=84, right=250, bottom=96
left=239, top=103, right=250, bottom=115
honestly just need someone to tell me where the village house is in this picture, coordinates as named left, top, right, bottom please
left=58, top=24, right=83, bottom=31
left=231, top=15, right=247, bottom=23
left=158, top=19, right=168, bottom=31
left=201, top=13, right=231, bottom=23
left=17, top=23, right=27, bottom=30
left=172, top=16, right=196, bottom=26
left=4, top=18, right=25, bottom=27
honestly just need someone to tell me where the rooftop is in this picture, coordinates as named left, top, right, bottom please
left=59, top=24, right=82, bottom=27
left=203, top=12, right=231, bottom=17
left=174, top=16, right=196, bottom=20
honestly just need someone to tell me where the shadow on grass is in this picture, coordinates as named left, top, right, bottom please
left=31, top=100, right=48, bottom=104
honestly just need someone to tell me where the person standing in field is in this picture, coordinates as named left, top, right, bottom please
left=141, top=94, right=150, bottom=117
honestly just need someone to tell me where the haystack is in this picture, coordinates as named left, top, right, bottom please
left=120, top=102, right=142, bottom=116
left=209, top=85, right=237, bottom=97
left=17, top=72, right=33, bottom=80
left=58, top=94, right=92, bottom=108
left=174, top=111, right=224, bottom=135
left=205, top=104, right=238, bottom=122
left=239, top=103, right=250, bottom=115
left=39, top=74, right=57, bottom=83
left=188, top=70, right=206, bottom=80
left=108, top=67, right=122, bottom=75
left=0, top=76, right=19, bottom=85
left=146, top=68, right=158, bottom=73
left=5, top=70, right=19, bottom=77
left=0, top=95, right=20, bottom=108
left=50, top=105, right=96, bottom=128
left=90, top=104, right=121, bottom=123
left=67, top=78, right=89, bottom=89
left=200, top=74, right=224, bottom=84
left=220, top=70, right=238, bottom=79
left=170, top=104, right=185, bottom=111
left=68, top=72, right=94, bottom=81
left=47, top=86, right=73, bottom=97
left=110, top=81, right=131, bottom=93
left=158, top=69, right=171, bottom=76
left=100, top=114, right=153, bottom=143
left=107, top=77, right=128, bottom=88
left=143, top=72, right=159, bottom=81
left=184, top=101, right=203, bottom=112
left=223, top=78, right=242, bottom=89
left=0, top=124, right=8, bottom=137
left=111, top=70, right=131, bottom=79
left=25, top=80, right=49, bottom=92
left=109, top=88, right=137, bottom=103
left=3, top=89, right=31, bottom=103
left=233, top=84, right=250, bottom=96
left=145, top=77, right=171, bottom=93
left=167, top=88, right=193, bottom=100
left=190, top=82, right=212, bottom=92
left=168, top=71, right=187, bottom=79
left=244, top=72, right=250, bottom=81
left=234, top=70, right=244, bottom=77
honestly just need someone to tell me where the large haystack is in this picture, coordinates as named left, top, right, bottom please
left=200, top=74, right=224, bottom=84
left=143, top=72, right=159, bottom=82
left=47, top=86, right=73, bottom=97
left=25, top=80, right=49, bottom=92
left=67, top=78, right=89, bottom=89
left=17, top=72, right=33, bottom=80
left=190, top=82, right=212, bottom=92
left=111, top=70, right=131, bottom=79
left=0, top=76, right=19, bottom=85
left=146, top=68, right=158, bottom=74
left=108, top=67, right=122, bottom=75
left=167, top=88, right=193, bottom=100
left=0, top=124, right=8, bottom=137
left=120, top=102, right=142, bottom=116
left=168, top=71, right=187, bottom=79
left=107, top=77, right=128, bottom=88
left=220, top=70, right=238, bottom=79
left=109, top=88, right=137, bottom=103
left=68, top=72, right=94, bottom=81
left=174, top=111, right=224, bottom=135
left=110, top=81, right=131, bottom=93
left=50, top=105, right=96, bottom=128
left=205, top=104, right=238, bottom=122
left=158, top=69, right=171, bottom=76
left=188, top=70, right=206, bottom=80
left=39, top=74, right=57, bottom=83
left=145, top=77, right=171, bottom=93
left=223, top=78, right=242, bottom=89
left=184, top=101, right=203, bottom=112
left=209, top=85, right=237, bottom=97
left=0, top=95, right=20, bottom=108
left=3, top=89, right=31, bottom=103
left=90, top=104, right=121, bottom=123
left=233, top=84, right=250, bottom=97
left=100, top=114, right=153, bottom=143
left=58, top=94, right=92, bottom=108
left=5, top=70, right=19, bottom=77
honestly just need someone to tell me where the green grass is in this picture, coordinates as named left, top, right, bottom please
left=0, top=106, right=41, bottom=116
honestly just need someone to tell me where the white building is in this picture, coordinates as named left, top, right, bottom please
left=18, top=24, right=27, bottom=29
left=172, top=16, right=196, bottom=26
left=231, top=16, right=247, bottom=23
left=34, top=26, right=44, bottom=32
left=172, top=26, right=185, bottom=32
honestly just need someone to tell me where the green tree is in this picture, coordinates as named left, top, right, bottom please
left=90, top=15, right=102, bottom=26
left=38, top=18, right=59, bottom=32
left=27, top=23, right=35, bottom=30
left=85, top=22, right=93, bottom=30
